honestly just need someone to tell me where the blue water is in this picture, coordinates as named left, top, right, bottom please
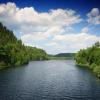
left=0, top=60, right=100, bottom=100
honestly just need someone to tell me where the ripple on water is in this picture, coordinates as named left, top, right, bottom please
left=0, top=60, right=100, bottom=100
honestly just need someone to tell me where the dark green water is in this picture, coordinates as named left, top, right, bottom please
left=0, top=60, right=100, bottom=100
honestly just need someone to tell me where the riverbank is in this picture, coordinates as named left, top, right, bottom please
left=76, top=63, right=100, bottom=78
left=75, top=42, right=100, bottom=78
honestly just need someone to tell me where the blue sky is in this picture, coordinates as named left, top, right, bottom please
left=1, top=0, right=100, bottom=12
left=0, top=0, right=100, bottom=54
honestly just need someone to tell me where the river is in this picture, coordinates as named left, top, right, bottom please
left=0, top=60, right=100, bottom=100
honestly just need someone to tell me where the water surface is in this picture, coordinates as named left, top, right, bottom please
left=0, top=60, right=100, bottom=100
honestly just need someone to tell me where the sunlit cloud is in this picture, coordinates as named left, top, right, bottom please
left=0, top=2, right=100, bottom=54
left=87, top=8, right=100, bottom=25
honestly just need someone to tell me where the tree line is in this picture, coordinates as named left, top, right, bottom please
left=75, top=42, right=100, bottom=78
left=0, top=22, right=48, bottom=69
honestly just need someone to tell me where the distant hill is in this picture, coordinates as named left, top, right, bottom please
left=48, top=53, right=75, bottom=60
left=54, top=53, right=75, bottom=57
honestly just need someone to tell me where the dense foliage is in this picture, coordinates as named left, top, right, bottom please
left=75, top=42, right=100, bottom=77
left=0, top=23, right=48, bottom=69
left=26, top=46, right=48, bottom=61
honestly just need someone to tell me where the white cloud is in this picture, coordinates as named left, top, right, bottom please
left=87, top=8, right=100, bottom=25
left=0, top=2, right=100, bottom=54
left=21, top=32, right=100, bottom=54
left=21, top=33, right=46, bottom=42
left=53, top=33, right=100, bottom=43
left=45, top=42, right=59, bottom=46
left=50, top=32, right=100, bottom=53
left=0, top=2, right=82, bottom=34
left=81, top=27, right=89, bottom=33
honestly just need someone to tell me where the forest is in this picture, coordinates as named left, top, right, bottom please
left=0, top=23, right=48, bottom=69
left=75, top=42, right=100, bottom=78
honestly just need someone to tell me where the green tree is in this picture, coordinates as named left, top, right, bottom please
left=75, top=42, right=100, bottom=78
left=0, top=22, right=48, bottom=69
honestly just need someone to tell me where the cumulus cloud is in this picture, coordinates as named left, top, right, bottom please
left=87, top=8, right=100, bottom=25
left=22, top=32, right=100, bottom=54
left=0, top=2, right=82, bottom=33
left=49, top=33, right=100, bottom=53
left=0, top=2, right=100, bottom=54
left=53, top=33, right=100, bottom=43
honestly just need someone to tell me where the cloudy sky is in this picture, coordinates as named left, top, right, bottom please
left=0, top=0, right=100, bottom=54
